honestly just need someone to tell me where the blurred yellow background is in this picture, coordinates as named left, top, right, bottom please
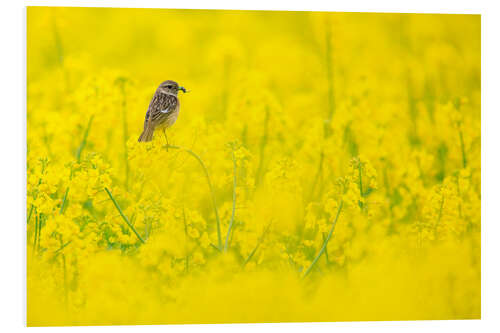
left=27, top=7, right=480, bottom=326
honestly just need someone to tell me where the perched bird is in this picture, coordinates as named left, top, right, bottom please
left=138, top=80, right=187, bottom=143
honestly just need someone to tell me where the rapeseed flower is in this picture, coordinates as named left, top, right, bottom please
left=27, top=8, right=480, bottom=326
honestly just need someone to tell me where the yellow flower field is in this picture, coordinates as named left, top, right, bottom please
left=27, top=8, right=481, bottom=326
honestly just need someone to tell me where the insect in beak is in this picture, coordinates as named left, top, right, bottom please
left=179, top=86, right=188, bottom=93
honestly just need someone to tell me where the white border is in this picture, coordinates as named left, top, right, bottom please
left=2, top=0, right=498, bottom=332
left=15, top=0, right=485, bottom=13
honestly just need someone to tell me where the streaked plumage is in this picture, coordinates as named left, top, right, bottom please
left=138, top=80, right=186, bottom=142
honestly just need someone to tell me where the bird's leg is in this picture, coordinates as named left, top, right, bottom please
left=163, top=128, right=169, bottom=151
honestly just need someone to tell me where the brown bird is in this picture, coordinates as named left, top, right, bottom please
left=138, top=80, right=187, bottom=143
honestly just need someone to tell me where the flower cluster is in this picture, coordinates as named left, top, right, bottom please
left=27, top=8, right=480, bottom=325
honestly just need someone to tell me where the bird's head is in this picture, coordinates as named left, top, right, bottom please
left=158, top=80, right=187, bottom=95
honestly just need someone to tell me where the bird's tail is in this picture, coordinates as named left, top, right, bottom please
left=138, top=126, right=154, bottom=142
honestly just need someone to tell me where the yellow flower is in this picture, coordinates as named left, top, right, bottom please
left=26, top=8, right=480, bottom=325
left=187, top=226, right=200, bottom=239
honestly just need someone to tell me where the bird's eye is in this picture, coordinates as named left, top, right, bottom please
left=167, top=85, right=172, bottom=89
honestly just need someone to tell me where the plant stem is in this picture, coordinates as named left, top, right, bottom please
left=33, top=213, right=39, bottom=254
left=104, top=187, right=145, bottom=244
left=322, top=233, right=330, bottom=264
left=358, top=162, right=364, bottom=197
left=76, top=115, right=94, bottom=163
left=59, top=187, right=69, bottom=214
left=164, top=144, right=223, bottom=250
left=224, top=148, right=237, bottom=251
left=27, top=205, right=34, bottom=225
left=37, top=214, right=43, bottom=252
left=27, top=162, right=47, bottom=224
left=302, top=200, right=343, bottom=279
left=242, top=222, right=272, bottom=268
left=435, top=194, right=445, bottom=230
left=54, top=240, right=72, bottom=254
left=459, top=128, right=467, bottom=169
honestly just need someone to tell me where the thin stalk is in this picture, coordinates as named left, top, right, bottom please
left=33, top=213, right=39, bottom=254
left=435, top=194, right=445, bottom=230
left=224, top=148, right=237, bottom=251
left=459, top=128, right=467, bottom=169
left=322, top=233, right=330, bottom=264
left=104, top=187, right=145, bottom=244
left=210, top=243, right=221, bottom=252
left=242, top=222, right=272, bottom=268
left=59, top=187, right=69, bottom=214
left=144, top=220, right=151, bottom=240
left=76, top=115, right=94, bottom=163
left=302, top=201, right=343, bottom=279
left=54, top=240, right=72, bottom=254
left=165, top=145, right=222, bottom=250
left=27, top=205, right=34, bottom=225
left=358, top=163, right=364, bottom=197
left=27, top=162, right=47, bottom=224
left=60, top=151, right=77, bottom=215
left=37, top=214, right=43, bottom=252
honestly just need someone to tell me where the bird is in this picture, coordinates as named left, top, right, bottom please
left=138, top=80, right=187, bottom=143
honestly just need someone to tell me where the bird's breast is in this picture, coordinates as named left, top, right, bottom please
left=158, top=101, right=179, bottom=129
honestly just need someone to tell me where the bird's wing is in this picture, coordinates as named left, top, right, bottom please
left=144, top=93, right=178, bottom=128
left=158, top=94, right=178, bottom=115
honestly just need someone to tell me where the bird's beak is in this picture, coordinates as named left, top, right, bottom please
left=179, top=86, right=187, bottom=93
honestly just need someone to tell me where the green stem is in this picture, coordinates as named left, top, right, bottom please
left=59, top=187, right=69, bottom=214
left=242, top=222, right=272, bottom=268
left=165, top=145, right=223, bottom=250
left=27, top=162, right=47, bottom=224
left=358, top=163, right=364, bottom=197
left=35, top=214, right=43, bottom=253
left=27, top=204, right=34, bottom=225
left=435, top=194, right=445, bottom=230
left=54, top=240, right=72, bottom=254
left=104, top=187, right=145, bottom=244
left=302, top=201, right=343, bottom=279
left=224, top=148, right=237, bottom=251
left=322, top=233, right=330, bottom=264
left=459, top=128, right=467, bottom=168
left=76, top=115, right=94, bottom=163
left=33, top=213, right=39, bottom=252
left=59, top=146, right=76, bottom=215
